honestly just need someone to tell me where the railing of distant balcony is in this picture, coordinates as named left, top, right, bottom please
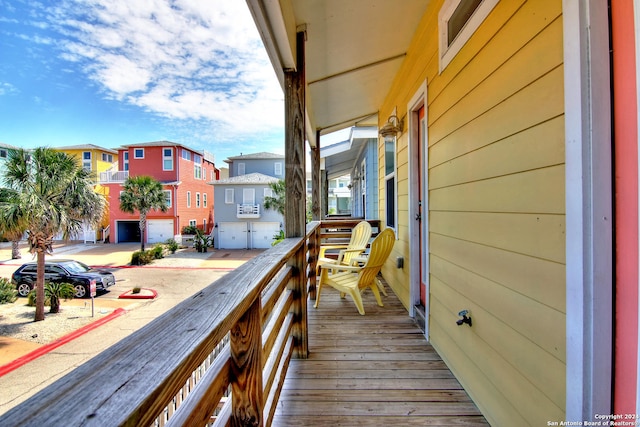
left=99, top=170, right=129, bottom=183
left=0, top=222, right=322, bottom=427
left=0, top=219, right=379, bottom=427
left=236, top=203, right=261, bottom=218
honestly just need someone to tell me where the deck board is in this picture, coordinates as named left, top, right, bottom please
left=272, top=281, right=489, bottom=426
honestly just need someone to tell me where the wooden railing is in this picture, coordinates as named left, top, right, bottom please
left=0, top=219, right=378, bottom=427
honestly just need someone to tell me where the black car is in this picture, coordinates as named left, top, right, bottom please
left=11, top=259, right=116, bottom=298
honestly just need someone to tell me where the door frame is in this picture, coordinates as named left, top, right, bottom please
left=408, top=79, right=429, bottom=339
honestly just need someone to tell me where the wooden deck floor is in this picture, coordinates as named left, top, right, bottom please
left=272, top=283, right=489, bottom=426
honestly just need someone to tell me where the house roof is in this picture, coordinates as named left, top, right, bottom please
left=224, top=152, right=284, bottom=163
left=322, top=127, right=378, bottom=179
left=54, top=144, right=118, bottom=154
left=119, top=141, right=215, bottom=164
left=211, top=172, right=280, bottom=185
left=246, top=0, right=430, bottom=147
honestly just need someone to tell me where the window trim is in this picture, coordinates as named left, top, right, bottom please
left=274, top=162, right=283, bottom=176
left=384, top=136, right=397, bottom=231
left=238, top=163, right=246, bottom=176
left=163, top=147, right=174, bottom=171
left=164, top=190, right=172, bottom=208
left=187, top=191, right=192, bottom=208
left=438, top=0, right=499, bottom=73
left=134, top=148, right=145, bottom=159
left=225, top=188, right=234, bottom=204
left=196, top=192, right=201, bottom=208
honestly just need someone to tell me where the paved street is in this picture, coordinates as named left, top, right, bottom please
left=0, top=241, right=262, bottom=415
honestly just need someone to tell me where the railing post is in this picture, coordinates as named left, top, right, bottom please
left=307, top=225, right=320, bottom=300
left=289, top=241, right=308, bottom=359
left=230, top=299, right=264, bottom=427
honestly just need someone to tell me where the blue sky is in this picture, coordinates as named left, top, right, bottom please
left=0, top=0, right=285, bottom=164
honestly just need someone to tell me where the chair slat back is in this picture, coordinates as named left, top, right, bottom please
left=357, top=228, right=395, bottom=288
left=341, top=221, right=372, bottom=264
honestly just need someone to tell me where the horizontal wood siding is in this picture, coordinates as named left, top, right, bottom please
left=380, top=0, right=565, bottom=425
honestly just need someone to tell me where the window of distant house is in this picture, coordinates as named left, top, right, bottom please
left=237, top=163, right=246, bottom=176
left=438, top=0, right=498, bottom=72
left=123, top=152, right=129, bottom=171
left=82, top=151, right=91, bottom=171
left=182, top=149, right=191, bottom=161
left=194, top=154, right=202, bottom=179
left=187, top=191, right=192, bottom=208
left=225, top=189, right=234, bottom=204
left=384, top=136, right=396, bottom=230
left=134, top=148, right=144, bottom=159
left=274, top=162, right=283, bottom=176
left=163, top=148, right=173, bottom=171
left=164, top=190, right=172, bottom=208
left=101, top=153, right=113, bottom=162
left=189, top=219, right=197, bottom=227
left=264, top=188, right=274, bottom=198
left=203, top=193, right=207, bottom=207
left=0, top=149, right=7, bottom=158
left=243, top=188, right=255, bottom=205
left=196, top=192, right=201, bottom=208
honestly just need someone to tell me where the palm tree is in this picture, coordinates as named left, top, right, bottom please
left=263, top=179, right=286, bottom=216
left=0, top=147, right=106, bottom=321
left=119, top=175, right=168, bottom=252
left=0, top=188, right=25, bottom=259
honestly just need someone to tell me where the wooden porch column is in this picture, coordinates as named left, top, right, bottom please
left=285, top=30, right=308, bottom=358
left=230, top=299, right=264, bottom=427
left=311, top=130, right=321, bottom=221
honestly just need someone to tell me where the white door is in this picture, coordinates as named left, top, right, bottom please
left=147, top=219, right=174, bottom=244
left=250, top=222, right=280, bottom=249
left=219, top=222, right=248, bottom=249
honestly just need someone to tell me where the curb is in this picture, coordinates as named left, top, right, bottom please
left=0, top=308, right=127, bottom=377
left=118, top=288, right=158, bottom=299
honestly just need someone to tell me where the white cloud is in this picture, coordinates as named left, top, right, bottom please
left=45, top=0, right=284, bottom=140
left=0, top=82, right=19, bottom=96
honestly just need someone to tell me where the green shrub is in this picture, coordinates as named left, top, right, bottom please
left=45, top=282, right=75, bottom=313
left=165, top=238, right=179, bottom=253
left=182, top=225, right=198, bottom=235
left=271, top=230, right=285, bottom=246
left=151, top=244, right=165, bottom=259
left=0, top=277, right=17, bottom=304
left=131, top=250, right=155, bottom=265
left=27, top=288, right=51, bottom=307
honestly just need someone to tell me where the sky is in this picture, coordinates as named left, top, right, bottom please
left=0, top=0, right=287, bottom=164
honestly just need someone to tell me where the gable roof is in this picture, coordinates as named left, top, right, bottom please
left=119, top=141, right=215, bottom=164
left=224, top=152, right=284, bottom=163
left=54, top=144, right=118, bottom=154
left=212, top=172, right=280, bottom=185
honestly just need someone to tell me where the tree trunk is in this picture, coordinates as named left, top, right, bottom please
left=11, top=240, right=21, bottom=259
left=35, top=250, right=45, bottom=322
left=139, top=212, right=147, bottom=252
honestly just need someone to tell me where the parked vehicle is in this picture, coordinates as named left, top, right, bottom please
left=11, top=259, right=116, bottom=298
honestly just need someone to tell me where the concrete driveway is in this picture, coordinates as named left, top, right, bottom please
left=0, top=241, right=263, bottom=415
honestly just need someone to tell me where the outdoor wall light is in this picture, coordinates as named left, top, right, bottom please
left=379, top=114, right=404, bottom=139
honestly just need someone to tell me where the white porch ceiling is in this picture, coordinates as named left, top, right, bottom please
left=246, top=0, right=431, bottom=147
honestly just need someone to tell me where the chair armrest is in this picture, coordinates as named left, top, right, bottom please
left=319, top=244, right=348, bottom=258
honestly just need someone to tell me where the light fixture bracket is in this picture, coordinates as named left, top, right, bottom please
left=379, top=114, right=404, bottom=138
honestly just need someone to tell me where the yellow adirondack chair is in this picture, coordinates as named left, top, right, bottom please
left=317, top=221, right=372, bottom=269
left=315, top=228, right=395, bottom=315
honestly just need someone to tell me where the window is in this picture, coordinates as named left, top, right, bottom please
left=163, top=148, right=173, bottom=171
left=189, top=219, right=197, bottom=227
left=0, top=149, right=7, bottom=158
left=196, top=192, right=201, bottom=208
left=203, top=193, right=207, bottom=207
left=123, top=152, right=129, bottom=171
left=194, top=154, right=202, bottom=179
left=264, top=188, right=274, bottom=198
left=237, top=163, right=245, bottom=176
left=203, top=168, right=207, bottom=181
left=134, top=148, right=144, bottom=159
left=384, top=137, right=396, bottom=229
left=182, top=149, right=191, bottom=160
left=274, top=162, right=283, bottom=176
left=187, top=191, right=191, bottom=208
left=438, top=0, right=498, bottom=72
left=225, top=188, right=234, bottom=204
left=164, top=190, right=172, bottom=208
left=243, top=188, right=255, bottom=204
left=101, top=153, right=113, bottom=162
left=82, top=151, right=91, bottom=171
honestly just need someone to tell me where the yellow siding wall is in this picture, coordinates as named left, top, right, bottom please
left=379, top=0, right=565, bottom=425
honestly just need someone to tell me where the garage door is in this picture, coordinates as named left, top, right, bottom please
left=147, top=219, right=174, bottom=244
left=218, top=222, right=248, bottom=249
left=251, top=222, right=280, bottom=249
left=117, top=221, right=140, bottom=243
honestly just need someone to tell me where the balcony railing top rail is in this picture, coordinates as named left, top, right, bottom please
left=98, top=170, right=129, bottom=183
